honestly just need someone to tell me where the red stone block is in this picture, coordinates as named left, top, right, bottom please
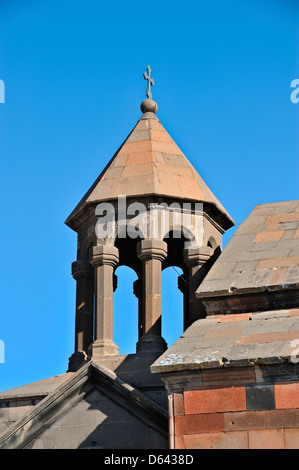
left=236, top=330, right=299, bottom=345
left=217, top=313, right=251, bottom=323
left=184, top=387, right=246, bottom=415
left=254, top=231, right=284, bottom=242
left=175, top=413, right=224, bottom=435
left=265, top=212, right=299, bottom=224
left=275, top=383, right=299, bottom=409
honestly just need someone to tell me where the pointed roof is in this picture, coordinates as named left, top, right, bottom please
left=65, top=100, right=234, bottom=230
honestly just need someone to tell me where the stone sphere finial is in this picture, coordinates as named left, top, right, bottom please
left=140, top=98, right=158, bottom=114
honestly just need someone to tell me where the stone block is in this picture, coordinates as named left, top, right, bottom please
left=283, top=266, right=299, bottom=284
left=266, top=212, right=299, bottom=225
left=173, top=393, right=184, bottom=416
left=217, top=313, right=251, bottom=323
left=248, top=429, right=285, bottom=449
left=122, top=162, right=154, bottom=177
left=275, top=382, right=299, bottom=409
left=257, top=256, right=299, bottom=270
left=181, top=318, right=217, bottom=338
left=184, top=387, right=246, bottom=415
left=126, top=129, right=151, bottom=143
left=236, top=330, right=299, bottom=346
left=175, top=413, right=224, bottom=435
left=245, top=384, right=275, bottom=410
left=224, top=409, right=299, bottom=432
left=265, top=267, right=288, bottom=286
left=223, top=342, right=290, bottom=367
left=201, top=367, right=255, bottom=388
left=254, top=231, right=284, bottom=243
left=183, top=430, right=248, bottom=449
left=285, top=428, right=299, bottom=449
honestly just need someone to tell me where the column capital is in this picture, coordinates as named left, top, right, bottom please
left=72, top=260, right=93, bottom=279
left=183, top=245, right=214, bottom=267
left=137, top=239, right=168, bottom=262
left=91, top=244, right=119, bottom=267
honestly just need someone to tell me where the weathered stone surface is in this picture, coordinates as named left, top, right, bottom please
left=151, top=308, right=299, bottom=373
left=196, top=201, right=299, bottom=315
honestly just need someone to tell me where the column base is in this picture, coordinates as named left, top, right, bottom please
left=136, top=335, right=167, bottom=355
left=89, top=339, right=119, bottom=358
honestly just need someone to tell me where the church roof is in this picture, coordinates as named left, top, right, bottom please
left=0, top=361, right=168, bottom=449
left=151, top=308, right=299, bottom=374
left=151, top=200, right=299, bottom=374
left=196, top=200, right=299, bottom=314
left=0, top=373, right=73, bottom=401
left=65, top=102, right=234, bottom=231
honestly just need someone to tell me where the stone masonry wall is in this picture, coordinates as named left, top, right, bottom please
left=170, top=379, right=299, bottom=449
left=0, top=399, right=42, bottom=435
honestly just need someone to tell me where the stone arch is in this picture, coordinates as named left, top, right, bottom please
left=157, top=207, right=198, bottom=248
left=80, top=236, right=95, bottom=260
left=207, top=236, right=218, bottom=250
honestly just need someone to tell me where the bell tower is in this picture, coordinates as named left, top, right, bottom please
left=65, top=68, right=234, bottom=372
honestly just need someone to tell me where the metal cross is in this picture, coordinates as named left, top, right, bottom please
left=143, top=65, right=155, bottom=99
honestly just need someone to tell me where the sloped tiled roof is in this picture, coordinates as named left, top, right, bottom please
left=151, top=308, right=299, bottom=373
left=196, top=200, right=299, bottom=299
left=0, top=373, right=73, bottom=401
left=65, top=110, right=234, bottom=229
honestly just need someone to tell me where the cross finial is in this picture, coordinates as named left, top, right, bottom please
left=143, top=65, right=155, bottom=99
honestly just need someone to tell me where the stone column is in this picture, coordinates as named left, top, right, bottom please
left=136, top=239, right=168, bottom=354
left=72, top=260, right=94, bottom=355
left=68, top=260, right=94, bottom=371
left=90, top=244, right=119, bottom=357
left=183, top=245, right=214, bottom=326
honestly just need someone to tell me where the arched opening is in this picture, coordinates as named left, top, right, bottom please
left=207, top=236, right=217, bottom=250
left=113, top=265, right=138, bottom=354
left=207, top=236, right=222, bottom=266
left=162, top=266, right=184, bottom=348
left=161, top=231, right=188, bottom=347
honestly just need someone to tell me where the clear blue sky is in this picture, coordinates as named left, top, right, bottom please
left=0, top=0, right=298, bottom=392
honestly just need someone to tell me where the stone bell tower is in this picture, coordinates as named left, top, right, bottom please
left=65, top=67, right=234, bottom=374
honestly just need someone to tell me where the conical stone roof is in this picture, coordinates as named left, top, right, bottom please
left=65, top=102, right=234, bottom=230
